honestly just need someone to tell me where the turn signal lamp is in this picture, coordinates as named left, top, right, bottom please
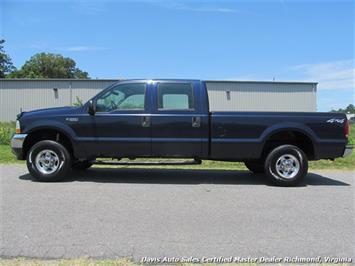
left=16, top=120, right=21, bottom=134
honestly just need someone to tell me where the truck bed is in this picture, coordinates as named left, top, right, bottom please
left=209, top=111, right=347, bottom=160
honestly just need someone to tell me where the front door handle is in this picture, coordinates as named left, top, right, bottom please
left=192, top=116, right=201, bottom=128
left=141, top=116, right=151, bottom=127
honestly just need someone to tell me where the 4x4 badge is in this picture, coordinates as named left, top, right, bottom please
left=326, top=118, right=345, bottom=124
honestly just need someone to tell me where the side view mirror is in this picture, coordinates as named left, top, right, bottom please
left=88, top=100, right=96, bottom=115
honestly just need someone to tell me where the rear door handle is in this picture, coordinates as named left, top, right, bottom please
left=192, top=116, right=201, bottom=128
left=141, top=116, right=151, bottom=127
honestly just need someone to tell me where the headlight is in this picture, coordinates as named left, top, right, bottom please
left=16, top=120, right=21, bottom=134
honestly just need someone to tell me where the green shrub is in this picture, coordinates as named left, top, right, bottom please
left=0, top=122, right=15, bottom=145
left=348, top=123, right=355, bottom=145
left=73, top=96, right=84, bottom=107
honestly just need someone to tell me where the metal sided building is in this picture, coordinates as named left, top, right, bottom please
left=0, top=79, right=118, bottom=122
left=0, top=79, right=317, bottom=122
left=205, top=80, right=317, bottom=112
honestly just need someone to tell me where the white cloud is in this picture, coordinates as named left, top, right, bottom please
left=71, top=0, right=244, bottom=15
left=178, top=5, right=237, bottom=13
left=291, top=59, right=355, bottom=91
left=153, top=1, right=238, bottom=13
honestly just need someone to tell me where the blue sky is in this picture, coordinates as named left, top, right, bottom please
left=1, top=0, right=354, bottom=111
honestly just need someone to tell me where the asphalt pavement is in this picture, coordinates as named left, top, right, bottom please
left=0, top=165, right=354, bottom=262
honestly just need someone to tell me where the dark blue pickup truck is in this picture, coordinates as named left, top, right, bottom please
left=11, top=79, right=352, bottom=186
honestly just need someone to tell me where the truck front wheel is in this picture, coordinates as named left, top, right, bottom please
left=264, top=145, right=308, bottom=186
left=26, top=140, right=71, bottom=182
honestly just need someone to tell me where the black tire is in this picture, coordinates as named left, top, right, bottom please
left=72, top=161, right=93, bottom=170
left=264, top=144, right=308, bottom=186
left=244, top=160, right=265, bottom=174
left=26, top=140, right=71, bottom=182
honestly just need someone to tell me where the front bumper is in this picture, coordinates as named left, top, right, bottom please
left=11, top=134, right=28, bottom=160
left=342, top=145, right=353, bottom=157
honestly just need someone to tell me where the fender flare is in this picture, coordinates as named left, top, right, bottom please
left=260, top=122, right=317, bottom=155
left=24, top=120, right=76, bottom=154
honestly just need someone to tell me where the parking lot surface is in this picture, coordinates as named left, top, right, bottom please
left=0, top=165, right=354, bottom=261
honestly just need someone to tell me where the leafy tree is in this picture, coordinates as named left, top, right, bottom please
left=0, top=39, right=16, bottom=78
left=9, top=52, right=89, bottom=79
left=331, top=104, right=355, bottom=114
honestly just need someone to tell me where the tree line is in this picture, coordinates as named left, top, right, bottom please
left=331, top=104, right=355, bottom=114
left=0, top=39, right=89, bottom=79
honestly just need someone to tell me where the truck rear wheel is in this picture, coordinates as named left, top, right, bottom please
left=244, top=160, right=264, bottom=174
left=264, top=145, right=308, bottom=186
left=26, top=140, right=71, bottom=182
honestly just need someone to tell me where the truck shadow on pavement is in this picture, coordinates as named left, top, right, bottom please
left=19, top=167, right=350, bottom=186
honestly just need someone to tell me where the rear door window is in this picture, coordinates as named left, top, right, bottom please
left=157, top=83, right=194, bottom=110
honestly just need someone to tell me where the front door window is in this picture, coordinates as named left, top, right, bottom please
left=96, top=83, right=146, bottom=112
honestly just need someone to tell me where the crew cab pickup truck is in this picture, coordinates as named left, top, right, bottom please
left=11, top=79, right=352, bottom=186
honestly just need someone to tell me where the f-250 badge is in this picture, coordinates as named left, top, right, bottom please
left=326, top=118, right=345, bottom=124
left=65, top=117, right=79, bottom=122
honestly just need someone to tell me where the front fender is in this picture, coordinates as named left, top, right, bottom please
left=22, top=120, right=79, bottom=158
left=24, top=120, right=76, bottom=140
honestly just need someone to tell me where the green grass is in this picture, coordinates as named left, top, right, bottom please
left=309, top=151, right=355, bottom=170
left=0, top=122, right=15, bottom=145
left=0, top=144, right=19, bottom=164
left=348, top=123, right=355, bottom=145
left=1, top=123, right=354, bottom=170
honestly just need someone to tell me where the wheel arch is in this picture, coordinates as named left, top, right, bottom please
left=23, top=125, right=75, bottom=159
left=260, top=123, right=317, bottom=160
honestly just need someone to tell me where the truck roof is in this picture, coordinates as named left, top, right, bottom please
left=205, top=80, right=318, bottom=85
left=0, top=78, right=317, bottom=85
left=120, top=79, right=318, bottom=85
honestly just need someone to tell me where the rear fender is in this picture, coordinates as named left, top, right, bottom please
left=260, top=122, right=317, bottom=156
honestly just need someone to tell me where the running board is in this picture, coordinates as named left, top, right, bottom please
left=92, top=159, right=202, bottom=166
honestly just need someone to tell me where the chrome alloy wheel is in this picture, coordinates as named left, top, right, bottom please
left=275, top=154, right=300, bottom=179
left=35, top=149, right=60, bottom=175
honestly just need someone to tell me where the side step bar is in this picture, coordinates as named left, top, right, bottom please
left=92, top=158, right=202, bottom=166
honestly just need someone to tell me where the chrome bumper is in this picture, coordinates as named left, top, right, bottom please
left=342, top=145, right=353, bottom=157
left=11, top=134, right=28, bottom=149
